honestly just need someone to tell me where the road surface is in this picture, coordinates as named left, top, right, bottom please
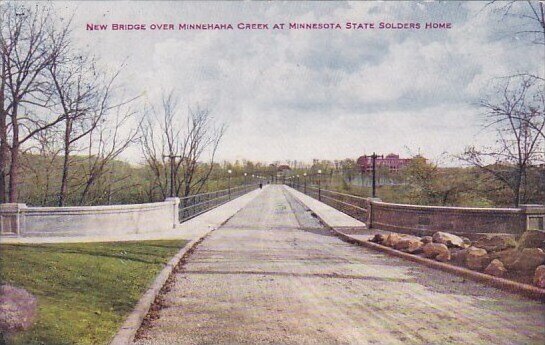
left=136, top=185, right=545, bottom=345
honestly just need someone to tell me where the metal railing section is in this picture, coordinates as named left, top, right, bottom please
left=287, top=182, right=369, bottom=223
left=179, top=184, right=258, bottom=222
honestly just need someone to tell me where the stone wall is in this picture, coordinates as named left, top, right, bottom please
left=288, top=183, right=545, bottom=237
left=0, top=198, right=179, bottom=238
left=368, top=201, right=545, bottom=238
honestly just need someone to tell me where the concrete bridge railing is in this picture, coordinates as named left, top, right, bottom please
left=288, top=183, right=545, bottom=237
left=0, top=184, right=260, bottom=238
left=0, top=198, right=180, bottom=238
left=368, top=201, right=544, bottom=237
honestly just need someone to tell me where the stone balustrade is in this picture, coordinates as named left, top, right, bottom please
left=368, top=201, right=545, bottom=238
left=0, top=198, right=180, bottom=238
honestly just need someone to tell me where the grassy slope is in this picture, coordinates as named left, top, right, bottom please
left=0, top=240, right=188, bottom=345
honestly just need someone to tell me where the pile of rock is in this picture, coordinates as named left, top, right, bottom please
left=370, top=230, right=545, bottom=288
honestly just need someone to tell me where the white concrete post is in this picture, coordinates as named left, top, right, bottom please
left=165, top=197, right=180, bottom=228
left=0, top=203, right=27, bottom=236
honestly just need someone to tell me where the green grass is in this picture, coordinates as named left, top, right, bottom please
left=0, top=240, right=188, bottom=345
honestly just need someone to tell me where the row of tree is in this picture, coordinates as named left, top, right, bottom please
left=1, top=3, right=140, bottom=205
left=1, top=3, right=228, bottom=206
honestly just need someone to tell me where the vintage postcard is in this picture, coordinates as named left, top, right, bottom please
left=1, top=1, right=544, bottom=344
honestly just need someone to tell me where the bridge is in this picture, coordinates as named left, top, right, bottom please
left=2, top=185, right=545, bottom=344
left=129, top=185, right=543, bottom=345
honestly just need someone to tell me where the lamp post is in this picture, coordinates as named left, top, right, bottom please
left=317, top=169, right=322, bottom=201
left=163, top=154, right=181, bottom=198
left=361, top=168, right=365, bottom=194
left=228, top=169, right=232, bottom=199
left=364, top=152, right=383, bottom=198
left=303, top=172, right=307, bottom=194
left=244, top=172, right=248, bottom=186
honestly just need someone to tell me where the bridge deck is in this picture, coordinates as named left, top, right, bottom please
left=135, top=185, right=545, bottom=345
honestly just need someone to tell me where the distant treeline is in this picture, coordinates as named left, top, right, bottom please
left=18, top=154, right=545, bottom=208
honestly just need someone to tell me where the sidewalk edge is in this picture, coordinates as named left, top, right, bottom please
left=109, top=228, right=213, bottom=345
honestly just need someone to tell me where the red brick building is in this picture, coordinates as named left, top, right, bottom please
left=277, top=165, right=291, bottom=172
left=357, top=153, right=412, bottom=172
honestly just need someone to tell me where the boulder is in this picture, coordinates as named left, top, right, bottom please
left=406, top=240, right=424, bottom=254
left=422, top=243, right=450, bottom=260
left=474, top=234, right=517, bottom=252
left=383, top=233, right=403, bottom=248
left=461, top=236, right=472, bottom=247
left=394, top=236, right=421, bottom=251
left=484, top=259, right=507, bottom=277
left=450, top=248, right=469, bottom=264
left=489, top=248, right=520, bottom=270
left=421, top=236, right=433, bottom=244
left=517, top=231, right=545, bottom=250
left=436, top=250, right=451, bottom=262
left=370, top=234, right=386, bottom=244
left=511, top=248, right=545, bottom=272
left=466, top=247, right=491, bottom=270
left=432, top=232, right=465, bottom=248
left=533, top=265, right=545, bottom=288
left=0, top=285, right=38, bottom=332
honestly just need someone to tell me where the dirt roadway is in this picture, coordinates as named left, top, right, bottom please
left=135, top=186, right=545, bottom=345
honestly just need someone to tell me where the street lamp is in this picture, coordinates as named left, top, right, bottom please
left=360, top=165, right=365, bottom=194
left=228, top=169, right=232, bottom=199
left=317, top=169, right=322, bottom=201
left=244, top=172, right=248, bottom=186
left=364, top=153, right=383, bottom=198
left=163, top=154, right=181, bottom=197
left=303, top=172, right=307, bottom=194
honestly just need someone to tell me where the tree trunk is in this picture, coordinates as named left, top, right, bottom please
left=514, top=168, right=523, bottom=207
left=58, top=146, right=69, bottom=206
left=8, top=103, right=19, bottom=203
left=58, top=119, right=72, bottom=206
left=0, top=98, right=6, bottom=204
left=0, top=64, right=7, bottom=204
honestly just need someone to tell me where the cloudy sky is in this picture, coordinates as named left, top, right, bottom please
left=52, top=1, right=543, bottom=165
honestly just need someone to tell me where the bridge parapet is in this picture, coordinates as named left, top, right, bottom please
left=369, top=201, right=544, bottom=238
left=0, top=200, right=179, bottom=238
left=287, top=183, right=544, bottom=238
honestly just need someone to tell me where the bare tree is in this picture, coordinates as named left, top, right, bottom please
left=177, top=106, right=226, bottom=198
left=140, top=90, right=226, bottom=201
left=0, top=3, right=71, bottom=202
left=76, top=105, right=140, bottom=205
left=139, top=91, right=180, bottom=200
left=48, top=51, right=127, bottom=205
left=461, top=75, right=545, bottom=206
left=20, top=126, right=62, bottom=205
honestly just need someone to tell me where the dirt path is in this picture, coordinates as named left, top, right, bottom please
left=135, top=186, right=545, bottom=345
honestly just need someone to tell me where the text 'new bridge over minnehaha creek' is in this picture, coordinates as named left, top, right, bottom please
left=129, top=185, right=544, bottom=345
